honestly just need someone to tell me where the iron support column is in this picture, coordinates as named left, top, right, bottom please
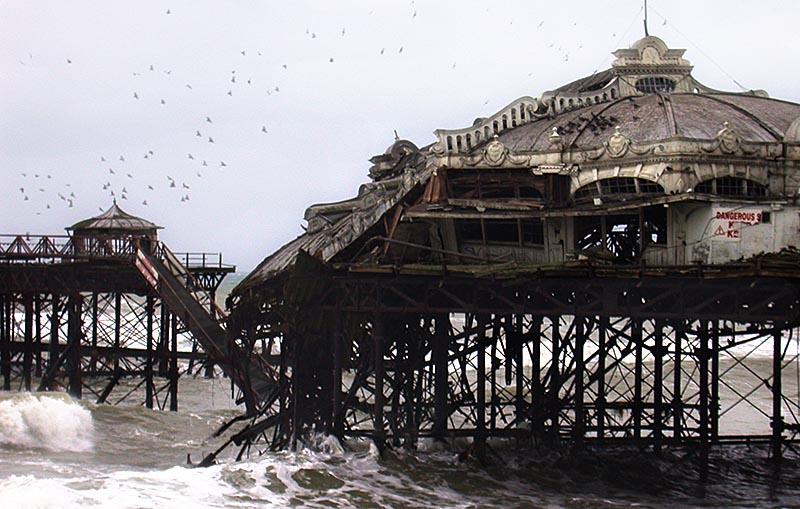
left=574, top=316, right=585, bottom=445
left=653, top=319, right=664, bottom=454
left=66, top=294, right=82, bottom=398
left=633, top=319, right=643, bottom=442
left=597, top=316, right=607, bottom=439
left=169, top=313, right=178, bottom=411
left=331, top=313, right=344, bottom=437
left=145, top=295, right=154, bottom=409
left=23, top=294, right=33, bottom=391
left=373, top=316, right=386, bottom=449
left=433, top=314, right=449, bottom=438
left=772, top=328, right=783, bottom=461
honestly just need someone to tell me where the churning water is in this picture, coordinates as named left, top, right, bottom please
left=2, top=276, right=800, bottom=507
left=1, top=376, right=799, bottom=509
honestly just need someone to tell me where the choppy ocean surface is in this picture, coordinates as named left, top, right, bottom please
left=2, top=377, right=800, bottom=509
left=2, top=275, right=800, bottom=508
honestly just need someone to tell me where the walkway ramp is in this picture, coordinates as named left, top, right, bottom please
left=135, top=243, right=276, bottom=413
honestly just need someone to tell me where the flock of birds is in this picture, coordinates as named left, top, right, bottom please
left=11, top=3, right=660, bottom=222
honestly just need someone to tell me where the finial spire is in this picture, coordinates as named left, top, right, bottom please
left=643, top=0, right=650, bottom=36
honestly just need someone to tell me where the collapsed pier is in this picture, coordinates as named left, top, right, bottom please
left=223, top=36, right=800, bottom=461
left=3, top=35, right=800, bottom=465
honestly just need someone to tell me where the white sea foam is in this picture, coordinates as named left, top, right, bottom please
left=0, top=392, right=94, bottom=452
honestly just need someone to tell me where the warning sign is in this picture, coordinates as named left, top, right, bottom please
left=711, top=208, right=762, bottom=241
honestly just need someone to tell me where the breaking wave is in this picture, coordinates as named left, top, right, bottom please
left=0, top=392, right=94, bottom=452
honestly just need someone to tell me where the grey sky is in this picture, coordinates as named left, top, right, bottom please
left=2, top=0, right=799, bottom=271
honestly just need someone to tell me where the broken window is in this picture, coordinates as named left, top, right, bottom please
left=635, top=76, right=675, bottom=94
left=695, top=177, right=767, bottom=197
left=574, top=206, right=667, bottom=263
left=574, top=178, right=664, bottom=203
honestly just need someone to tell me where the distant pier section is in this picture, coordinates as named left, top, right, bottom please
left=0, top=203, right=274, bottom=412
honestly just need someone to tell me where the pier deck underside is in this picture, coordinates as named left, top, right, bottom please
left=227, top=258, right=800, bottom=462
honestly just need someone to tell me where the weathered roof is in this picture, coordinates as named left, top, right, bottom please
left=548, top=68, right=615, bottom=95
left=67, top=201, right=161, bottom=232
left=232, top=155, right=431, bottom=297
left=497, top=93, right=800, bottom=153
left=233, top=35, right=800, bottom=300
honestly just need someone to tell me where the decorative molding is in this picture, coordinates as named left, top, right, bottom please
left=462, top=137, right=531, bottom=167
left=700, top=122, right=758, bottom=156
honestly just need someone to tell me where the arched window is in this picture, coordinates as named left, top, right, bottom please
left=695, top=177, right=767, bottom=197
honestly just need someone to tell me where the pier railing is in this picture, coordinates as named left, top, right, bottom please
left=170, top=251, right=235, bottom=271
left=0, top=234, right=136, bottom=263
left=0, top=234, right=233, bottom=271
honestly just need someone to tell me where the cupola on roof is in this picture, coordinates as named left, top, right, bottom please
left=67, top=201, right=161, bottom=236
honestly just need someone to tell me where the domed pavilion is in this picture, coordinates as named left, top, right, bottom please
left=223, top=36, right=800, bottom=459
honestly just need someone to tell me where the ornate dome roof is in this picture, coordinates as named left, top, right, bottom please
left=67, top=201, right=161, bottom=234
left=432, top=36, right=800, bottom=159
left=498, top=93, right=800, bottom=153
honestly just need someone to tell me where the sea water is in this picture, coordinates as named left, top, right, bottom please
left=1, top=372, right=800, bottom=508
left=1, top=275, right=799, bottom=507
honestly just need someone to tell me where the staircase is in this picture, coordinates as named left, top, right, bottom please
left=135, top=242, right=277, bottom=413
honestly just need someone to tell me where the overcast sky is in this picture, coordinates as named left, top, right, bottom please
left=2, top=0, right=799, bottom=272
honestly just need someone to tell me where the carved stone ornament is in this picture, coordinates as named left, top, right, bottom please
left=700, top=122, right=757, bottom=155
left=716, top=122, right=741, bottom=154
left=606, top=126, right=631, bottom=158
left=484, top=137, right=507, bottom=165
left=460, top=136, right=530, bottom=167
left=430, top=142, right=447, bottom=156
